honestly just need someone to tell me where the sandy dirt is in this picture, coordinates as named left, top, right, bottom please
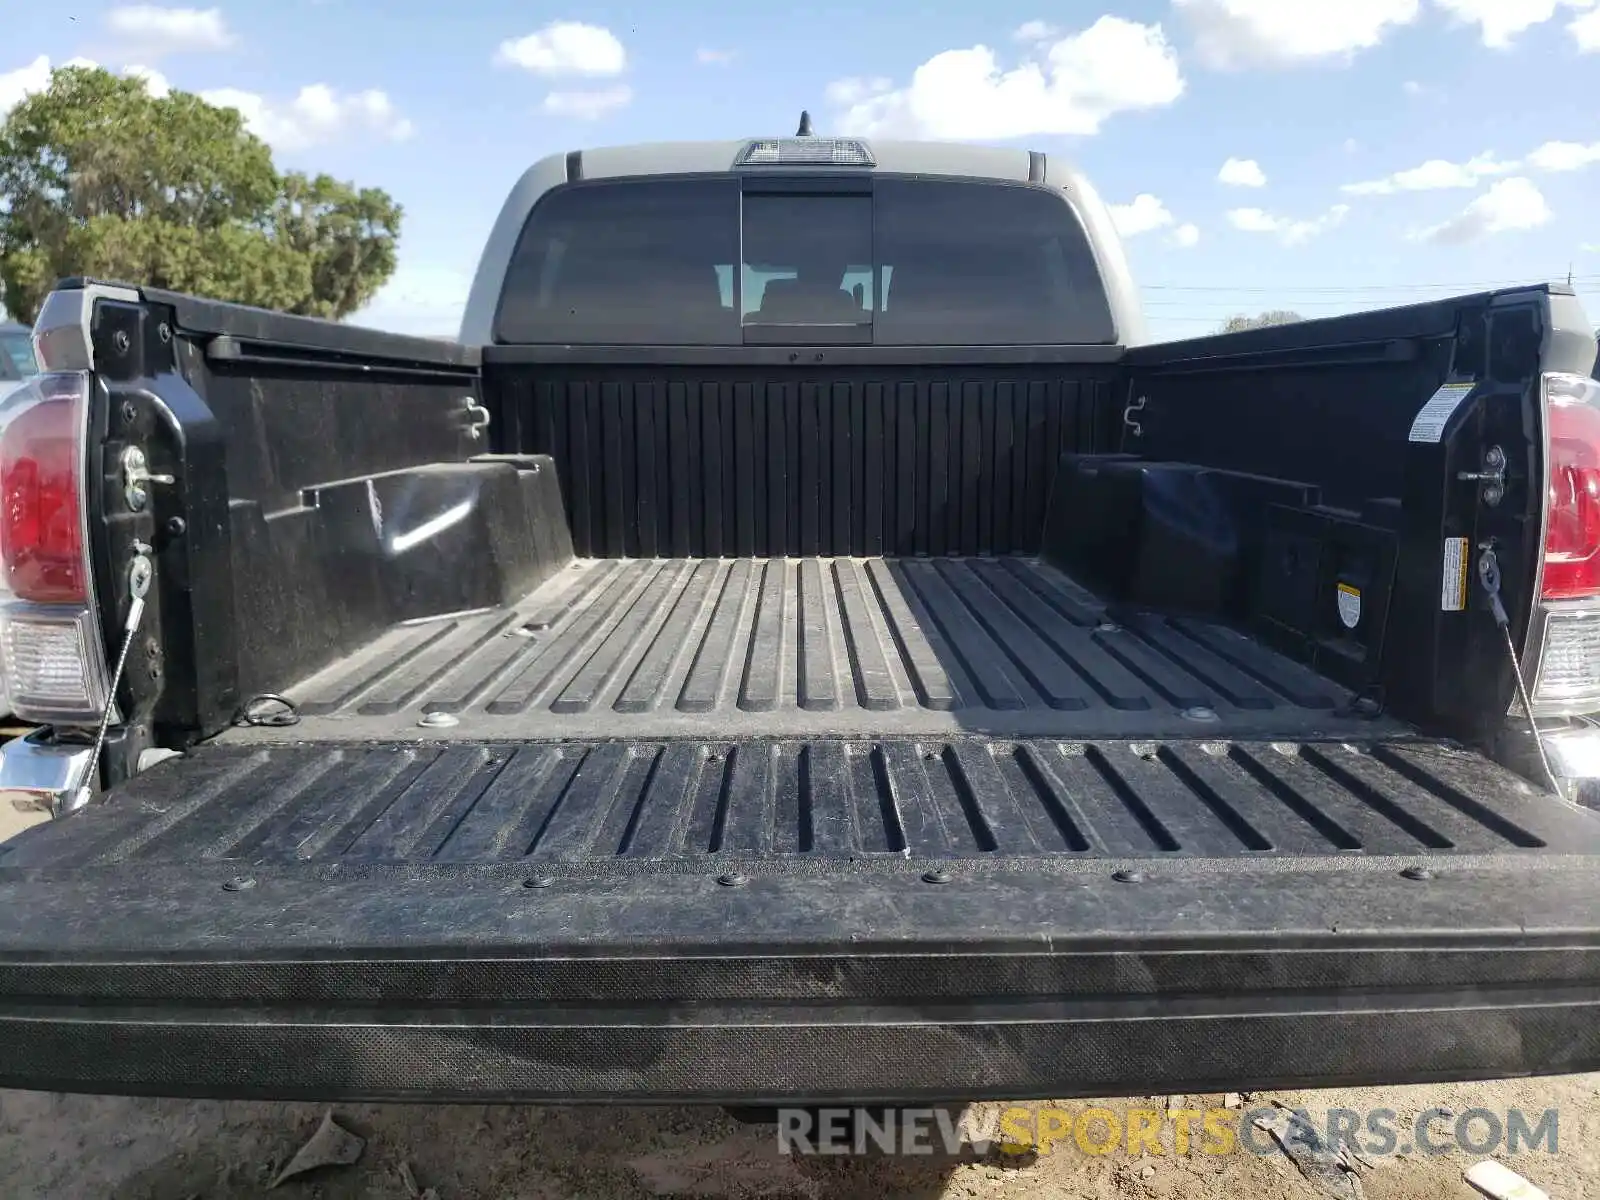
left=0, top=801, right=49, bottom=842
left=1, top=1076, right=1596, bottom=1198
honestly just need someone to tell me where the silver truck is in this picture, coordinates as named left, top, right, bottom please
left=0, top=131, right=1596, bottom=1104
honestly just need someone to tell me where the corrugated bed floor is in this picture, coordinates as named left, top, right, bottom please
left=9, top=738, right=1588, bottom=868
left=237, top=557, right=1388, bottom=743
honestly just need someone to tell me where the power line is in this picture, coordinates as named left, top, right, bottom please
left=1140, top=272, right=1600, bottom=330
left=1145, top=300, right=1465, bottom=315
left=1141, top=274, right=1600, bottom=295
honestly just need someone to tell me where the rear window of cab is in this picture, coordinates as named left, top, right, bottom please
left=493, top=176, right=1115, bottom=346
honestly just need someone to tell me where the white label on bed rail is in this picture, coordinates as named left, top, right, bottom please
left=1336, top=583, right=1362, bottom=629
left=1442, top=536, right=1469, bottom=611
left=1409, top=381, right=1475, bottom=443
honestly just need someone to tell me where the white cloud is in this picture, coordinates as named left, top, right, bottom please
left=122, top=64, right=170, bottom=98
left=353, top=262, right=473, bottom=339
left=825, top=76, right=894, bottom=106
left=200, top=84, right=414, bottom=151
left=1342, top=152, right=1519, bottom=194
left=1110, top=194, right=1176, bottom=237
left=541, top=85, right=633, bottom=119
left=1403, top=79, right=1426, bottom=94
left=1014, top=20, right=1057, bottom=40
left=1170, top=223, right=1202, bottom=248
left=1432, top=0, right=1593, bottom=47
left=1227, top=204, right=1351, bottom=246
left=1417, top=177, right=1552, bottom=244
left=105, top=6, right=235, bottom=58
left=1109, top=198, right=1200, bottom=248
left=827, top=16, right=1183, bottom=139
left=1, top=55, right=168, bottom=114
left=1574, top=3, right=1600, bottom=47
left=495, top=22, right=626, bottom=76
left=1344, top=137, right=1363, bottom=153
left=0, top=55, right=52, bottom=115
left=1528, top=139, right=1600, bottom=170
left=1179, top=0, right=1600, bottom=64
left=1174, top=0, right=1422, bottom=68
left=1218, top=156, right=1266, bottom=186
left=695, top=47, right=735, bottom=65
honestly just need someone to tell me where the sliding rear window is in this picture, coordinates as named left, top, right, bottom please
left=495, top=178, right=740, bottom=345
left=493, top=175, right=1115, bottom=345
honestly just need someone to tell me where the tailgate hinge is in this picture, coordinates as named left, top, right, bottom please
left=1457, top=444, right=1507, bottom=507
left=120, top=445, right=175, bottom=511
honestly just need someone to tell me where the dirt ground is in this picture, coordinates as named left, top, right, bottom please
left=1, top=811, right=1596, bottom=1200
left=3, top=1077, right=1598, bottom=1200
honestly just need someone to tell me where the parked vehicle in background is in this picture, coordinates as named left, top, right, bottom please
left=0, top=322, right=36, bottom=405
left=0, top=132, right=1597, bottom=1106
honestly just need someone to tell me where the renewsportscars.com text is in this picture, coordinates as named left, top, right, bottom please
left=777, top=1105, right=1559, bottom=1159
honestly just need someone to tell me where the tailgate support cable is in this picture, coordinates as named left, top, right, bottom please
left=1477, top=545, right=1560, bottom=796
left=62, top=547, right=153, bottom=816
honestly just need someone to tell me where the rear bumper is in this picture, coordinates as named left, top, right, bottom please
left=1501, top=720, right=1600, bottom=808
left=2, top=862, right=1600, bottom=1102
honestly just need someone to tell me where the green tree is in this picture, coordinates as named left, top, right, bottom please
left=269, top=172, right=401, bottom=320
left=0, top=65, right=400, bottom=325
left=1218, top=310, right=1304, bottom=333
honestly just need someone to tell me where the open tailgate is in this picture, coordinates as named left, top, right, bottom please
left=1, top=734, right=1599, bottom=1102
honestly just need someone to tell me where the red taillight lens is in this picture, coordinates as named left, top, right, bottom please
left=1543, top=373, right=1600, bottom=601
left=0, top=373, right=88, bottom=604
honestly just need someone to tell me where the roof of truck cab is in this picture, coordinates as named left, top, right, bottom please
left=458, top=136, right=1145, bottom=347
left=574, top=138, right=1040, bottom=181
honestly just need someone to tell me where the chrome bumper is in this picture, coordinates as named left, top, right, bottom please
left=0, top=731, right=92, bottom=818
left=1544, top=722, right=1600, bottom=807
left=1500, top=719, right=1600, bottom=808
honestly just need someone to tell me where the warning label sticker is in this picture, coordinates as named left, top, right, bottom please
left=1441, top=536, right=1469, bottom=611
left=1336, top=583, right=1362, bottom=630
left=1409, top=382, right=1476, bottom=444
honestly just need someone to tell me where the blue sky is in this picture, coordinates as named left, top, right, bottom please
left=3, top=1, right=1599, bottom=342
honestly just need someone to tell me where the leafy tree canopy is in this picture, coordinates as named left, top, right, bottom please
left=0, top=66, right=400, bottom=324
left=1218, top=310, right=1304, bottom=333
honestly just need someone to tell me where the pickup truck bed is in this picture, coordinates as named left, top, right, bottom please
left=6, top=553, right=1568, bottom=869
left=245, top=555, right=1366, bottom=742
left=3, top=262, right=1599, bottom=1105
left=6, top=552, right=1600, bottom=1103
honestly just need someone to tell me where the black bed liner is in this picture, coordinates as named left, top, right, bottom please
left=6, top=561, right=1599, bottom=1103
left=3, top=737, right=1580, bottom=869
left=237, top=556, right=1389, bottom=743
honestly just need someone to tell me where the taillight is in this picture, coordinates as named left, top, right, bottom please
left=1528, top=372, right=1600, bottom=716
left=0, top=372, right=88, bottom=603
left=0, top=369, right=111, bottom=724
left=1541, top=373, right=1600, bottom=601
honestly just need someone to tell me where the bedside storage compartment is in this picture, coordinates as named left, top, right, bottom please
left=1255, top=505, right=1398, bottom=695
